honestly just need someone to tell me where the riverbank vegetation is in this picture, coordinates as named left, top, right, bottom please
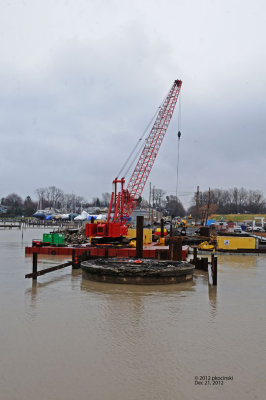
left=209, top=214, right=266, bottom=222
left=188, top=187, right=266, bottom=216
left=0, top=185, right=186, bottom=217
left=1, top=185, right=265, bottom=219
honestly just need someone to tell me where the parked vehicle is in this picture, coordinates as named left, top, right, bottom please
left=246, top=226, right=264, bottom=232
left=253, top=226, right=264, bottom=232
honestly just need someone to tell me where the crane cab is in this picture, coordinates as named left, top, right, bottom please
left=85, top=221, right=128, bottom=239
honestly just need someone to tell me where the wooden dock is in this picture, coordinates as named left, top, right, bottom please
left=0, top=223, right=21, bottom=229
left=0, top=218, right=84, bottom=229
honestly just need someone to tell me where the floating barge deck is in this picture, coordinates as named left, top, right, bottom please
left=25, top=244, right=189, bottom=260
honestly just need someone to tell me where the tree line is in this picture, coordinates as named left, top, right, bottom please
left=0, top=185, right=186, bottom=217
left=149, top=188, right=185, bottom=217
left=188, top=187, right=266, bottom=216
left=4, top=185, right=262, bottom=219
left=0, top=187, right=114, bottom=217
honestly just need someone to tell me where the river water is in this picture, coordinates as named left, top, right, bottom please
left=0, top=228, right=265, bottom=400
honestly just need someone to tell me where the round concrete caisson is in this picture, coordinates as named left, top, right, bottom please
left=81, top=258, right=195, bottom=285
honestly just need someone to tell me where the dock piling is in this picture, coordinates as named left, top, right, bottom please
left=201, top=257, right=208, bottom=271
left=136, top=216, right=144, bottom=258
left=170, top=237, right=183, bottom=261
left=193, top=247, right=198, bottom=263
left=160, top=218, right=164, bottom=238
left=191, top=248, right=218, bottom=286
left=212, top=255, right=217, bottom=286
left=32, top=252, right=38, bottom=280
left=72, top=249, right=80, bottom=269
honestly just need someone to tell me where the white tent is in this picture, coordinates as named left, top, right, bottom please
left=74, top=211, right=89, bottom=221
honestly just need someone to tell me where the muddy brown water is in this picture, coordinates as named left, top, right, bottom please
left=0, top=228, right=266, bottom=400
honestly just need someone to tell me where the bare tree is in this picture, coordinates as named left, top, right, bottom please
left=248, top=190, right=265, bottom=213
left=189, top=187, right=266, bottom=215
left=165, top=195, right=185, bottom=217
left=101, top=192, right=111, bottom=206
left=35, top=187, right=46, bottom=209
left=238, top=188, right=248, bottom=213
left=153, top=188, right=166, bottom=211
left=46, top=186, right=64, bottom=209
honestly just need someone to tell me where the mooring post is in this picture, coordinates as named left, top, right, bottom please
left=169, top=238, right=172, bottom=259
left=72, top=249, right=80, bottom=269
left=213, top=256, right=217, bottom=286
left=211, top=253, right=215, bottom=273
left=160, top=218, right=164, bottom=238
left=194, top=255, right=201, bottom=269
left=202, top=257, right=208, bottom=271
left=136, top=215, right=144, bottom=258
left=193, top=246, right=198, bottom=264
left=170, top=237, right=183, bottom=261
left=72, top=249, right=75, bottom=265
left=32, top=252, right=38, bottom=280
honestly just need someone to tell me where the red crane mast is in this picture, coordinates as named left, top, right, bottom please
left=86, top=79, right=182, bottom=240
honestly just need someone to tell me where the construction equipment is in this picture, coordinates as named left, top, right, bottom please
left=198, top=241, right=214, bottom=251
left=179, top=219, right=187, bottom=235
left=32, top=233, right=65, bottom=247
left=172, top=218, right=187, bottom=235
left=85, top=80, right=182, bottom=242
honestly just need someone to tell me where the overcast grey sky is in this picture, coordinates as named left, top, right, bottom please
left=0, top=0, right=265, bottom=208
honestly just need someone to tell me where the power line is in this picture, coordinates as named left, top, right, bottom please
left=175, top=94, right=182, bottom=199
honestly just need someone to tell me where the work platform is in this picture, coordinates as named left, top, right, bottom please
left=25, top=244, right=189, bottom=261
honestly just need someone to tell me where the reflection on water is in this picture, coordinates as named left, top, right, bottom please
left=219, top=254, right=258, bottom=268
left=80, top=274, right=196, bottom=296
left=1, top=229, right=266, bottom=400
left=208, top=285, right=217, bottom=318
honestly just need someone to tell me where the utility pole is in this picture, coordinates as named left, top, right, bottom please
left=195, top=185, right=199, bottom=226
left=148, top=182, right=151, bottom=224
left=152, top=185, right=155, bottom=224
left=206, top=187, right=211, bottom=225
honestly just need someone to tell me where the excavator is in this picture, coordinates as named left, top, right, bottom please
left=85, top=79, right=182, bottom=243
left=172, top=218, right=187, bottom=236
left=178, top=219, right=187, bottom=236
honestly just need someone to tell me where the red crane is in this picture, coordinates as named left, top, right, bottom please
left=86, top=79, right=182, bottom=241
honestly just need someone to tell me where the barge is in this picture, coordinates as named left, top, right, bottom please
left=25, top=244, right=189, bottom=260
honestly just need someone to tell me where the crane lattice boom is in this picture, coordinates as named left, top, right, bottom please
left=118, top=79, right=182, bottom=222
left=86, top=79, right=182, bottom=240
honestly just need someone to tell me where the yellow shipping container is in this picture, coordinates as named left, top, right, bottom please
left=127, top=228, right=152, bottom=244
left=217, top=236, right=257, bottom=250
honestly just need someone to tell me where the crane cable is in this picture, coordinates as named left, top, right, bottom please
left=116, top=88, right=170, bottom=179
left=116, top=110, right=157, bottom=178
left=175, top=93, right=182, bottom=200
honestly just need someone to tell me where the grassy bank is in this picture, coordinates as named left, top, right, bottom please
left=209, top=214, right=266, bottom=222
